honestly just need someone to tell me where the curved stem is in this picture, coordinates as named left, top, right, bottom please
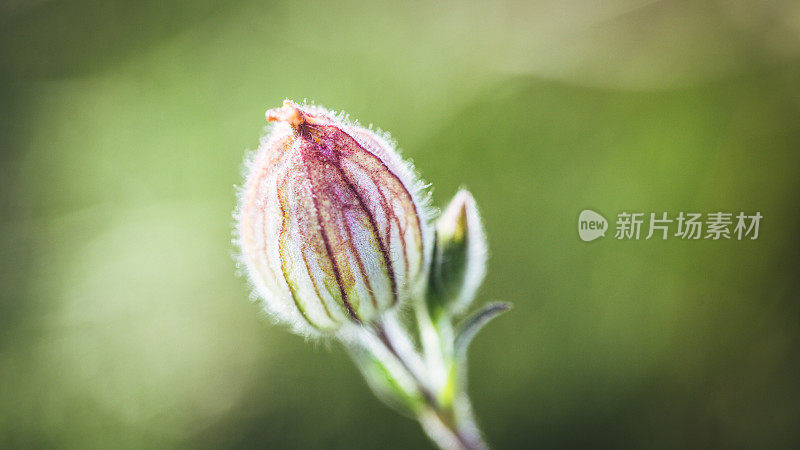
left=373, top=322, right=438, bottom=406
left=419, top=400, right=487, bottom=450
left=372, top=318, right=488, bottom=450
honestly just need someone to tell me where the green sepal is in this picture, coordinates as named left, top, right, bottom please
left=427, top=228, right=468, bottom=316
left=426, top=190, right=488, bottom=318
left=347, top=345, right=424, bottom=417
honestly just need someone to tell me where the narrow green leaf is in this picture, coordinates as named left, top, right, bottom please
left=454, top=302, right=512, bottom=358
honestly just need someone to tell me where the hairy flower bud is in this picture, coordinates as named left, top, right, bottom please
left=428, top=190, right=487, bottom=316
left=236, top=100, right=431, bottom=334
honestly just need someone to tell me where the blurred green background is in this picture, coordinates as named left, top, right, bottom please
left=2, top=0, right=799, bottom=448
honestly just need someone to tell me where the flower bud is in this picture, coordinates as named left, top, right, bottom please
left=428, top=190, right=487, bottom=316
left=236, top=100, right=431, bottom=334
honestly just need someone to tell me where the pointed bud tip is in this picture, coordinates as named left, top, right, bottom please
left=440, top=190, right=475, bottom=239
left=266, top=100, right=310, bottom=131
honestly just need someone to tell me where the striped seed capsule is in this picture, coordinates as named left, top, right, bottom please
left=236, top=100, right=431, bottom=335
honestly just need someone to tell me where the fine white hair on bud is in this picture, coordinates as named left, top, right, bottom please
left=236, top=100, right=432, bottom=335
left=429, top=189, right=487, bottom=316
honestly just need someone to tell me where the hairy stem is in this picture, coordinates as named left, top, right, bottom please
left=419, top=403, right=487, bottom=450
left=373, top=322, right=438, bottom=406
left=372, top=317, right=488, bottom=450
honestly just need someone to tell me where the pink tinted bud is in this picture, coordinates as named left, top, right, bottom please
left=236, top=100, right=431, bottom=334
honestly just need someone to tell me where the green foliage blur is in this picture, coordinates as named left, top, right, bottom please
left=2, top=0, right=799, bottom=448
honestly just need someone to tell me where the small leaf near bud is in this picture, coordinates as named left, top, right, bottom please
left=454, top=302, right=511, bottom=360
left=428, top=190, right=487, bottom=316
